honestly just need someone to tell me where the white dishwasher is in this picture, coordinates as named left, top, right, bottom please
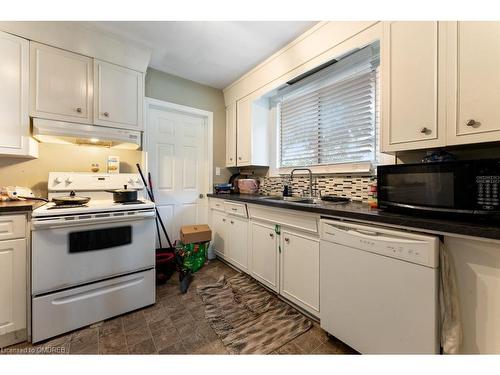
left=320, top=219, right=440, bottom=354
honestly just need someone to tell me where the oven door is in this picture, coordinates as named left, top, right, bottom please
left=31, top=209, right=156, bottom=295
left=377, top=161, right=476, bottom=213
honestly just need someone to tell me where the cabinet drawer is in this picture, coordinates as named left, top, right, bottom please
left=209, top=199, right=225, bottom=211
left=248, top=205, right=318, bottom=234
left=32, top=269, right=155, bottom=343
left=224, top=201, right=248, bottom=218
left=0, top=215, right=26, bottom=241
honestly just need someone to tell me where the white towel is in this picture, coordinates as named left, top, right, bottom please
left=439, top=241, right=462, bottom=354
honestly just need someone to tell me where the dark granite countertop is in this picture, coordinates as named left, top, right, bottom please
left=208, top=193, right=500, bottom=241
left=0, top=199, right=47, bottom=213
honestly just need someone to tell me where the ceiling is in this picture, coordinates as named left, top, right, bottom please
left=85, top=21, right=317, bottom=89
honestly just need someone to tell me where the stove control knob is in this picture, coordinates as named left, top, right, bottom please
left=54, top=177, right=62, bottom=184
left=65, top=177, right=73, bottom=184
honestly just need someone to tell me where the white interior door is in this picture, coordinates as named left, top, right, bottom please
left=147, top=101, right=211, bottom=245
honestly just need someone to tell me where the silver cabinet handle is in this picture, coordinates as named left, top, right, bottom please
left=103, top=112, right=109, bottom=117
left=231, top=208, right=237, bottom=211
left=269, top=233, right=274, bottom=238
left=238, top=156, right=242, bottom=160
left=199, top=193, right=204, bottom=198
left=420, top=127, right=430, bottom=134
left=222, top=218, right=226, bottom=222
left=76, top=107, right=82, bottom=113
left=229, top=157, right=233, bottom=161
left=284, top=237, right=290, bottom=243
left=466, top=119, right=478, bottom=127
left=230, top=220, right=234, bottom=224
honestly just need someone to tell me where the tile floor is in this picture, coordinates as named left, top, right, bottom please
left=4, top=259, right=357, bottom=355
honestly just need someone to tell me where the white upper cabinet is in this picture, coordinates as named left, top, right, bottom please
left=446, top=22, right=500, bottom=145
left=381, top=21, right=446, bottom=152
left=0, top=32, right=37, bottom=158
left=234, top=95, right=269, bottom=167
left=226, top=102, right=237, bottom=167
left=30, top=42, right=93, bottom=124
left=94, top=59, right=144, bottom=131
left=236, top=96, right=252, bottom=166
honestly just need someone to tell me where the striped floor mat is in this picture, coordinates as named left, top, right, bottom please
left=197, top=273, right=312, bottom=354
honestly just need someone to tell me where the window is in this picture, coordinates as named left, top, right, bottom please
left=276, top=43, right=380, bottom=169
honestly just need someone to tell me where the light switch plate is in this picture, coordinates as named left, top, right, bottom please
left=215, top=167, right=221, bottom=176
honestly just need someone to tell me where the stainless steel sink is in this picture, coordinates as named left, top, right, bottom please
left=259, top=196, right=316, bottom=204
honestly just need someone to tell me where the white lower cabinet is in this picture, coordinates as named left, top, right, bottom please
left=0, top=214, right=27, bottom=348
left=227, top=216, right=249, bottom=271
left=250, top=221, right=279, bottom=292
left=280, top=229, right=320, bottom=315
left=210, top=206, right=249, bottom=272
left=210, top=210, right=227, bottom=259
left=210, top=200, right=320, bottom=317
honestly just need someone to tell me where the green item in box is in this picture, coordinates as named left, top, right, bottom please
left=177, top=241, right=209, bottom=273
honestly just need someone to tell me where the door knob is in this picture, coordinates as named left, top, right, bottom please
left=103, top=112, right=109, bottom=117
left=284, top=237, right=290, bottom=243
left=199, top=194, right=204, bottom=199
left=238, top=156, right=242, bottom=160
left=76, top=107, right=82, bottom=113
left=269, top=233, right=274, bottom=238
left=466, top=119, right=478, bottom=127
left=420, top=127, right=430, bottom=134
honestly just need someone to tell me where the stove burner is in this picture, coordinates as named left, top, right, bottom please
left=118, top=200, right=145, bottom=205
left=47, top=204, right=89, bottom=210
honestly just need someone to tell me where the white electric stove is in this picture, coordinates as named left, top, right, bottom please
left=31, top=172, right=156, bottom=343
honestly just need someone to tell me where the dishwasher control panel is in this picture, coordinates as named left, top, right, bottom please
left=320, top=219, right=439, bottom=268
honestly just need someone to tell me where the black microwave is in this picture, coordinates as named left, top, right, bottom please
left=377, top=159, right=500, bottom=216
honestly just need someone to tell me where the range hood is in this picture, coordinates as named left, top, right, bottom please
left=32, top=118, right=141, bottom=150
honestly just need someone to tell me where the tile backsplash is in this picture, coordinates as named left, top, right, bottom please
left=258, top=175, right=376, bottom=202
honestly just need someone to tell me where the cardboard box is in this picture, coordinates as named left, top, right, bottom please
left=180, top=224, right=212, bottom=244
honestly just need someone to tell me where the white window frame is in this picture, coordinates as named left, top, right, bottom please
left=269, top=52, right=394, bottom=177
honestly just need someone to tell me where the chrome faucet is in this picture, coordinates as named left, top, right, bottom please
left=290, top=168, right=313, bottom=197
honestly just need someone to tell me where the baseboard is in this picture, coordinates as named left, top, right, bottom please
left=0, top=328, right=27, bottom=349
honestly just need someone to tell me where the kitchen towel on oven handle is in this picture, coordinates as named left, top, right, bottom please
left=439, top=241, right=462, bottom=354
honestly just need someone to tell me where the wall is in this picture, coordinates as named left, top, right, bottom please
left=145, top=68, right=229, bottom=184
left=0, top=143, right=142, bottom=197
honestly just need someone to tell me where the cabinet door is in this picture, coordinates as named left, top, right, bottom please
left=447, top=22, right=500, bottom=145
left=227, top=216, right=248, bottom=271
left=280, top=230, right=320, bottom=315
left=30, top=42, right=93, bottom=124
left=226, top=103, right=237, bottom=167
left=0, top=32, right=37, bottom=158
left=0, top=238, right=26, bottom=337
left=94, top=60, right=143, bottom=130
left=236, top=96, right=251, bottom=166
left=211, top=210, right=227, bottom=259
left=250, top=221, right=279, bottom=291
left=382, top=21, right=446, bottom=152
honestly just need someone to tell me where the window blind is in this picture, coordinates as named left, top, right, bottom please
left=278, top=43, right=380, bottom=168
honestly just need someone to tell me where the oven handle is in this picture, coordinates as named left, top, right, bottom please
left=31, top=210, right=156, bottom=230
